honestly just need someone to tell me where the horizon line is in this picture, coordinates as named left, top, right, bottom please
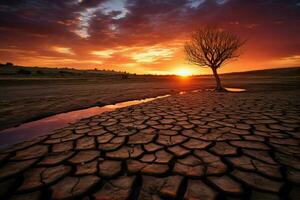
left=1, top=62, right=299, bottom=76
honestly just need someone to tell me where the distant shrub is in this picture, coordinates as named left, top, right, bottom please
left=17, top=69, right=31, bottom=75
left=36, top=70, right=44, bottom=75
left=6, top=62, right=13, bottom=66
left=121, top=74, right=129, bottom=79
left=59, top=70, right=73, bottom=75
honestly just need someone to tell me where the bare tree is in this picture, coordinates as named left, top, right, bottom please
left=185, top=27, right=245, bottom=91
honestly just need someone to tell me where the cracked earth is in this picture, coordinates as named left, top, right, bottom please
left=0, top=90, right=299, bottom=200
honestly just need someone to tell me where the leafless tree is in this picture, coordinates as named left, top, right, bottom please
left=185, top=27, right=245, bottom=91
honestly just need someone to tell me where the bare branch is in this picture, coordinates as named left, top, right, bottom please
left=184, top=27, right=245, bottom=69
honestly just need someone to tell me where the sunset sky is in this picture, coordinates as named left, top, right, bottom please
left=0, top=0, right=300, bottom=75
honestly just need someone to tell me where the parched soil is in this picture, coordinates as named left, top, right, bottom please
left=0, top=87, right=299, bottom=199
left=0, top=76, right=206, bottom=131
left=0, top=72, right=299, bottom=131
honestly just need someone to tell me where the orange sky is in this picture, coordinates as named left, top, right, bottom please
left=0, top=0, right=300, bottom=75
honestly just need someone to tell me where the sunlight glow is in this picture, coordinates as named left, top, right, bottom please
left=175, top=68, right=193, bottom=77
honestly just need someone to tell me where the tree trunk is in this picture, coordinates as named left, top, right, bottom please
left=212, top=68, right=225, bottom=91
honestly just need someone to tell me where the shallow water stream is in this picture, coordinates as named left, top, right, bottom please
left=0, top=87, right=246, bottom=149
left=0, top=95, right=169, bottom=149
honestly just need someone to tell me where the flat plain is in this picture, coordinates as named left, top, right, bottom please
left=1, top=67, right=299, bottom=131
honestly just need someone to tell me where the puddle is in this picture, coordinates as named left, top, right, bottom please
left=205, top=88, right=246, bottom=92
left=179, top=91, right=186, bottom=95
left=0, top=94, right=170, bottom=149
left=225, top=88, right=247, bottom=92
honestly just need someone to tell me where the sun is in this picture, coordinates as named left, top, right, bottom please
left=175, top=68, right=193, bottom=77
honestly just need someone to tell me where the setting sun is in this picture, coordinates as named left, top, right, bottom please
left=175, top=68, right=193, bottom=77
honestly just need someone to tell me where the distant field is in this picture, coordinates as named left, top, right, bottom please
left=0, top=64, right=125, bottom=76
left=0, top=66, right=299, bottom=131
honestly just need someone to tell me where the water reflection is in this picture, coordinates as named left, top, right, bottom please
left=0, top=94, right=169, bottom=149
left=205, top=88, right=246, bottom=92
left=225, top=88, right=247, bottom=92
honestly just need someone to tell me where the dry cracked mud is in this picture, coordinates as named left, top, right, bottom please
left=0, top=90, right=299, bottom=200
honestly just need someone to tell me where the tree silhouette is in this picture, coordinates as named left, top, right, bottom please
left=185, top=27, right=245, bottom=91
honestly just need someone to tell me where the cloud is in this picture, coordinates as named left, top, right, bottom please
left=75, top=6, right=100, bottom=38
left=216, top=0, right=230, bottom=5
left=16, top=55, right=103, bottom=67
left=187, top=0, right=206, bottom=8
left=0, top=0, right=300, bottom=74
left=131, top=47, right=176, bottom=63
left=100, top=0, right=129, bottom=19
left=269, top=55, right=300, bottom=67
left=73, top=0, right=129, bottom=38
left=90, top=45, right=178, bottom=63
left=91, top=49, right=116, bottom=58
left=52, top=47, right=75, bottom=55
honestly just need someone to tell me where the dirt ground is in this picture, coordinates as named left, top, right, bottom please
left=0, top=78, right=299, bottom=200
left=0, top=69, right=299, bottom=131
